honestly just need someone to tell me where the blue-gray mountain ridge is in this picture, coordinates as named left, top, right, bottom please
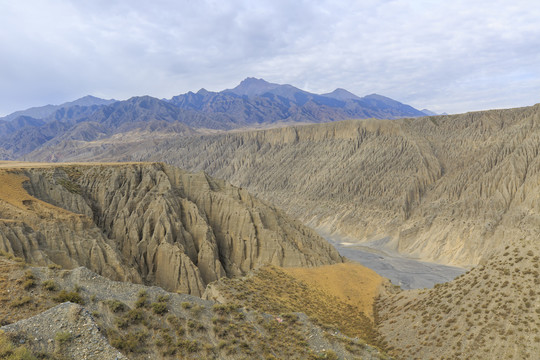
left=0, top=77, right=430, bottom=159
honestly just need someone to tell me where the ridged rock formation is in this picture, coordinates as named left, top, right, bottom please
left=120, top=104, right=540, bottom=267
left=23, top=104, right=540, bottom=266
left=0, top=162, right=341, bottom=296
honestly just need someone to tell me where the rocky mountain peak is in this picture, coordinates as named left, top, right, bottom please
left=322, top=88, right=361, bottom=101
left=227, top=77, right=280, bottom=96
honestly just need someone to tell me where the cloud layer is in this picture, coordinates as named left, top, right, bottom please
left=1, top=0, right=539, bottom=115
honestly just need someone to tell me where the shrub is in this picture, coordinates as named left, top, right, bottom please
left=181, top=302, right=192, bottom=310
left=11, top=296, right=32, bottom=308
left=157, top=295, right=169, bottom=303
left=42, top=280, right=58, bottom=291
left=152, top=302, right=168, bottom=315
left=110, top=330, right=148, bottom=353
left=22, top=270, right=36, bottom=290
left=53, top=290, right=84, bottom=304
left=177, top=339, right=199, bottom=353
left=190, top=304, right=204, bottom=317
left=212, top=303, right=240, bottom=316
left=0, top=332, right=37, bottom=360
left=135, top=291, right=148, bottom=308
left=55, top=331, right=72, bottom=346
left=115, top=317, right=130, bottom=329
left=22, top=279, right=36, bottom=290
left=106, top=300, right=127, bottom=313
left=115, top=309, right=144, bottom=329
left=126, top=309, right=144, bottom=324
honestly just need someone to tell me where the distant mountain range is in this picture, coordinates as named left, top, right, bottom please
left=170, top=77, right=427, bottom=126
left=0, top=78, right=433, bottom=159
left=0, top=95, right=116, bottom=122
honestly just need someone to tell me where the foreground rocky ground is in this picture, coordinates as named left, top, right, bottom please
left=0, top=253, right=391, bottom=359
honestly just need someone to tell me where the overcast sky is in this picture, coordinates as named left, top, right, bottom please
left=1, top=0, right=539, bottom=116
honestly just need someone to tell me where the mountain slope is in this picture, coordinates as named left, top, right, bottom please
left=170, top=77, right=426, bottom=127
left=203, top=264, right=388, bottom=348
left=0, top=162, right=341, bottom=297
left=0, top=97, right=197, bottom=158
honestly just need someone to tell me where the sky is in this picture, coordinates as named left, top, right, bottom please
left=1, top=0, right=539, bottom=116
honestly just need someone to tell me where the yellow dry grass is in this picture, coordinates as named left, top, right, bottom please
left=214, top=265, right=385, bottom=347
left=0, top=170, right=37, bottom=209
left=283, top=262, right=383, bottom=319
left=0, top=161, right=153, bottom=220
left=0, top=170, right=68, bottom=218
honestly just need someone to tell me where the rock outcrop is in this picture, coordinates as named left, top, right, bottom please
left=0, top=162, right=341, bottom=296
left=0, top=302, right=128, bottom=360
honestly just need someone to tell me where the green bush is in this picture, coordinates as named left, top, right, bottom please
left=42, top=280, right=58, bottom=291
left=55, top=331, right=72, bottom=346
left=135, top=290, right=148, bottom=308
left=106, top=300, right=127, bottom=313
left=110, top=330, right=148, bottom=353
left=22, top=279, right=36, bottom=290
left=157, top=295, right=169, bottom=303
left=151, top=302, right=168, bottom=315
left=0, top=332, right=37, bottom=360
left=53, top=290, right=84, bottom=305
left=181, top=302, right=191, bottom=309
left=126, top=309, right=144, bottom=324
left=10, top=296, right=32, bottom=308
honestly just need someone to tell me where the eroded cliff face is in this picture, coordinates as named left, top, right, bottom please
left=111, top=104, right=540, bottom=267
left=0, top=163, right=341, bottom=296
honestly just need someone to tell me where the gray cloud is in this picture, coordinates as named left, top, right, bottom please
left=0, top=0, right=539, bottom=116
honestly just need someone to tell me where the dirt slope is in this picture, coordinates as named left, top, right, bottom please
left=376, top=239, right=540, bottom=359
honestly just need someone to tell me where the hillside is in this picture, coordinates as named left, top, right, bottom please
left=46, top=103, right=540, bottom=268
left=376, top=239, right=540, bottom=359
left=203, top=263, right=390, bottom=352
left=0, top=162, right=341, bottom=297
left=0, top=254, right=390, bottom=360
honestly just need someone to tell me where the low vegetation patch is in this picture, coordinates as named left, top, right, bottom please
left=214, top=265, right=383, bottom=347
left=54, top=331, right=72, bottom=346
left=42, top=280, right=58, bottom=291
left=105, top=299, right=127, bottom=313
left=0, top=331, right=38, bottom=360
left=53, top=290, right=84, bottom=305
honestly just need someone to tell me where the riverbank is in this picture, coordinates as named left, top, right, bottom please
left=321, top=233, right=467, bottom=290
